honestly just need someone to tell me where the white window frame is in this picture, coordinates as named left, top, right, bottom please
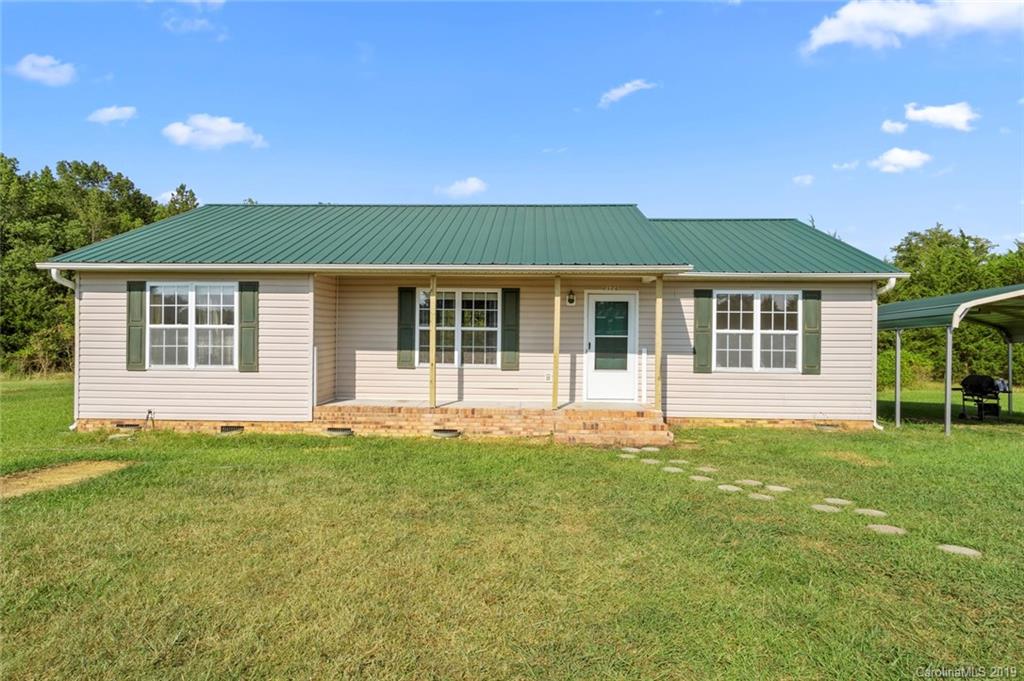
left=414, top=288, right=502, bottom=369
left=711, top=289, right=802, bottom=373
left=145, top=282, right=240, bottom=370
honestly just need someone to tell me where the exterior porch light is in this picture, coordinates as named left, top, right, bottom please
left=566, top=290, right=576, bottom=306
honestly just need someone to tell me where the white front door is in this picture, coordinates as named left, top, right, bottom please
left=585, top=292, right=638, bottom=401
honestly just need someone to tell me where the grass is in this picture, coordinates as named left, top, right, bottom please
left=2, top=378, right=1022, bottom=679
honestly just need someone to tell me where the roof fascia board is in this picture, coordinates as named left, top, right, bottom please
left=38, top=262, right=693, bottom=274
left=679, top=271, right=908, bottom=280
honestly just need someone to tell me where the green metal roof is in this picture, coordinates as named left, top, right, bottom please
left=651, top=219, right=902, bottom=274
left=44, top=204, right=903, bottom=275
left=47, top=204, right=685, bottom=267
left=878, top=284, right=1024, bottom=342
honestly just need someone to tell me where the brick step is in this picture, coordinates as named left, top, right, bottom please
left=558, top=421, right=669, bottom=432
left=556, top=410, right=663, bottom=421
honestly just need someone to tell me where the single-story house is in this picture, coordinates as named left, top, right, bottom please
left=38, top=204, right=906, bottom=445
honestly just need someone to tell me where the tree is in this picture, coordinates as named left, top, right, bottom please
left=0, top=155, right=159, bottom=373
left=880, top=224, right=1022, bottom=384
left=161, top=183, right=199, bottom=218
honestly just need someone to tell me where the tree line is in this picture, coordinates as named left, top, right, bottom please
left=1, top=155, right=1021, bottom=384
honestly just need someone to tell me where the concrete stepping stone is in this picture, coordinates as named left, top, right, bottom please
left=867, top=524, right=907, bottom=535
left=640, top=458, right=661, bottom=465
left=811, top=504, right=842, bottom=513
left=641, top=446, right=660, bottom=452
left=661, top=466, right=684, bottom=474
left=734, top=479, right=763, bottom=487
left=695, top=466, right=718, bottom=473
left=748, top=493, right=774, bottom=501
left=621, top=447, right=640, bottom=453
left=824, top=498, right=853, bottom=506
left=717, top=484, right=742, bottom=493
left=689, top=475, right=713, bottom=482
left=765, top=485, right=791, bottom=493
left=617, top=453, right=637, bottom=459
left=937, top=544, right=982, bottom=558
left=668, top=459, right=689, bottom=465
left=854, top=508, right=887, bottom=518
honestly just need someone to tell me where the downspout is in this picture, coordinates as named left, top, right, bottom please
left=873, top=277, right=897, bottom=431
left=49, top=269, right=78, bottom=430
left=877, top=276, right=896, bottom=297
left=50, top=267, right=75, bottom=291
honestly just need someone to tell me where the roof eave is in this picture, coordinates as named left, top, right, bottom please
left=678, top=271, right=908, bottom=280
left=37, top=262, right=694, bottom=275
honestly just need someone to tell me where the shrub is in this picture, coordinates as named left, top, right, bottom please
left=877, top=348, right=931, bottom=391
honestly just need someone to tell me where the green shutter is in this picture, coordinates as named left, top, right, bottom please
left=126, top=281, right=146, bottom=371
left=500, top=288, right=520, bottom=370
left=693, top=289, right=713, bottom=373
left=802, top=290, right=821, bottom=375
left=238, top=281, right=259, bottom=372
left=397, top=287, right=416, bottom=369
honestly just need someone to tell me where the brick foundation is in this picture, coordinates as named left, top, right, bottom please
left=75, top=404, right=675, bottom=447
left=665, top=417, right=875, bottom=431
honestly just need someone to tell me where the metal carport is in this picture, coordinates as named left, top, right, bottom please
left=878, top=283, right=1024, bottom=435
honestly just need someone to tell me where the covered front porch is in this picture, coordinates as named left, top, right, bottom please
left=311, top=271, right=677, bottom=445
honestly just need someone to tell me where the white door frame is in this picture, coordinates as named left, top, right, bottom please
left=583, top=290, right=639, bottom=402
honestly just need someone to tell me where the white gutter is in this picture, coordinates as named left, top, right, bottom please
left=49, top=268, right=76, bottom=291
left=678, top=271, right=910, bottom=281
left=36, top=262, right=694, bottom=275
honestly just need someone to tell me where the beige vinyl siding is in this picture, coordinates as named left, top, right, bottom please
left=313, top=275, right=338, bottom=404
left=662, top=281, right=877, bottom=421
left=332, top=276, right=875, bottom=421
left=76, top=272, right=313, bottom=421
left=334, top=277, right=658, bottom=405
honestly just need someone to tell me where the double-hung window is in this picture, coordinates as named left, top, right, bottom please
left=714, top=291, right=800, bottom=372
left=147, top=283, right=238, bottom=369
left=416, top=289, right=500, bottom=367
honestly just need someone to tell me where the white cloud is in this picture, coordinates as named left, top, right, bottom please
left=802, top=0, right=1023, bottom=54
left=542, top=146, right=568, bottom=154
left=179, top=0, right=225, bottom=8
left=157, top=190, right=175, bottom=204
left=832, top=160, right=860, bottom=171
left=792, top=174, right=815, bottom=186
left=162, top=114, right=267, bottom=150
left=87, top=105, right=137, bottom=124
left=598, top=79, right=657, bottom=108
left=881, top=119, right=907, bottom=134
left=904, top=101, right=979, bottom=131
left=163, top=15, right=213, bottom=32
left=435, top=177, right=488, bottom=198
left=869, top=147, right=932, bottom=173
left=8, top=54, right=76, bottom=86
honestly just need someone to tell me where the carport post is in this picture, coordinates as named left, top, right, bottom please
left=944, top=325, right=953, bottom=436
left=894, top=329, right=902, bottom=427
left=1008, top=341, right=1014, bottom=414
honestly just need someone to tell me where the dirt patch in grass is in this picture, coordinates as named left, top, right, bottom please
left=1, top=460, right=133, bottom=499
left=818, top=450, right=885, bottom=467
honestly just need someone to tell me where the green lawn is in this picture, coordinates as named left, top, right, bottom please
left=2, top=378, right=1022, bottom=679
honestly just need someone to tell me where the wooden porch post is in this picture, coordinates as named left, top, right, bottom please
left=552, top=276, right=561, bottom=410
left=654, top=275, right=663, bottom=411
left=429, top=275, right=437, bottom=408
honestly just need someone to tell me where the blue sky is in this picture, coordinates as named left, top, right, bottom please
left=3, top=1, right=1022, bottom=259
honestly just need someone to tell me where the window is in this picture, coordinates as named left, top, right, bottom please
left=714, top=291, right=800, bottom=371
left=147, top=283, right=238, bottom=369
left=416, top=289, right=500, bottom=367
left=460, top=292, right=498, bottom=366
left=149, top=285, right=190, bottom=367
